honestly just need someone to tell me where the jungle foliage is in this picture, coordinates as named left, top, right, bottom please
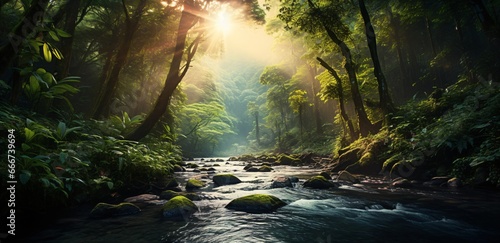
left=1, top=0, right=500, bottom=212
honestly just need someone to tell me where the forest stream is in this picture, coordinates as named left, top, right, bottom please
left=21, top=158, right=500, bottom=242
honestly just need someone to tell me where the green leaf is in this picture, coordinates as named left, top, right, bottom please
left=40, top=178, right=50, bottom=187
left=28, top=40, right=42, bottom=51
left=57, top=122, right=67, bottom=139
left=49, top=31, right=60, bottom=41
left=106, top=182, right=114, bottom=190
left=43, top=43, right=52, bottom=62
left=59, top=152, right=68, bottom=163
left=21, top=143, right=31, bottom=151
left=471, top=123, right=491, bottom=130
left=55, top=28, right=72, bottom=37
left=28, top=75, right=41, bottom=92
left=53, top=48, right=63, bottom=60
left=24, top=127, right=35, bottom=141
left=19, top=171, right=32, bottom=184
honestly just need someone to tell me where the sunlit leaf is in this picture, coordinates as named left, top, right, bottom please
left=43, top=43, right=52, bottom=62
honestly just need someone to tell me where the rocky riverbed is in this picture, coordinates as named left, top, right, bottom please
left=19, top=157, right=500, bottom=242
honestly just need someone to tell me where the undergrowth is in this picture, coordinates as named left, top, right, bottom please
left=0, top=103, right=181, bottom=211
left=381, top=80, right=500, bottom=186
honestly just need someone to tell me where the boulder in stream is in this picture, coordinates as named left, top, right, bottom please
left=162, top=196, right=198, bottom=218
left=186, top=178, right=206, bottom=190
left=245, top=167, right=259, bottom=172
left=258, top=165, right=273, bottom=172
left=303, top=175, right=336, bottom=189
left=225, top=194, right=286, bottom=213
left=276, top=154, right=300, bottom=166
left=320, top=171, right=332, bottom=180
left=90, top=202, right=141, bottom=218
left=160, top=190, right=201, bottom=201
left=213, top=174, right=241, bottom=186
left=391, top=178, right=412, bottom=188
left=337, top=170, right=360, bottom=183
left=271, top=176, right=293, bottom=188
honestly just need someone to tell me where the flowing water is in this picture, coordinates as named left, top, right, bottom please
left=21, top=159, right=500, bottom=242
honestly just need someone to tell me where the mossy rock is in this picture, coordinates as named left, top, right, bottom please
left=320, top=171, right=332, bottom=180
left=277, top=154, right=300, bottom=165
left=213, top=174, right=241, bottom=186
left=162, top=196, right=198, bottom=218
left=225, top=194, right=287, bottom=213
left=186, top=178, right=205, bottom=190
left=160, top=190, right=201, bottom=201
left=303, top=175, right=336, bottom=189
left=164, top=178, right=179, bottom=188
left=258, top=165, right=273, bottom=172
left=90, top=202, right=140, bottom=218
left=332, top=148, right=362, bottom=172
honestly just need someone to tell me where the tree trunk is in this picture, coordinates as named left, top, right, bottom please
left=298, top=105, right=303, bottom=138
left=470, top=0, right=500, bottom=80
left=57, top=0, right=81, bottom=79
left=359, top=0, right=394, bottom=115
left=255, top=112, right=260, bottom=145
left=126, top=5, right=200, bottom=141
left=92, top=0, right=148, bottom=118
left=307, top=65, right=323, bottom=134
left=317, top=57, right=357, bottom=141
left=386, top=7, right=408, bottom=101
left=306, top=0, right=373, bottom=137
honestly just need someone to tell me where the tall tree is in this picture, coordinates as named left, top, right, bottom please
left=289, top=89, right=308, bottom=137
left=92, top=0, right=148, bottom=118
left=248, top=101, right=261, bottom=145
left=126, top=1, right=201, bottom=140
left=358, top=0, right=394, bottom=115
left=55, top=0, right=84, bottom=79
left=317, top=57, right=356, bottom=141
left=296, top=0, right=374, bottom=136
